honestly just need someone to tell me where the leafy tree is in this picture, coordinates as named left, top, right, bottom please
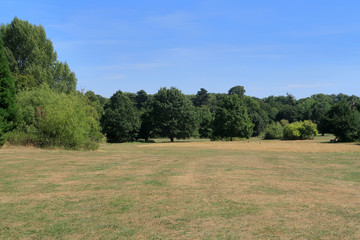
left=51, top=61, right=77, bottom=93
left=0, top=33, right=16, bottom=146
left=228, top=85, right=245, bottom=98
left=212, top=94, right=253, bottom=140
left=85, top=90, right=104, bottom=121
left=101, top=90, right=140, bottom=143
left=196, top=106, right=213, bottom=138
left=149, top=87, right=197, bottom=142
left=243, top=96, right=270, bottom=136
left=1, top=17, right=77, bottom=92
left=275, top=105, right=301, bottom=123
left=138, top=109, right=153, bottom=142
left=193, top=88, right=210, bottom=107
left=322, top=101, right=360, bottom=142
left=9, top=85, right=102, bottom=149
left=135, top=90, right=148, bottom=110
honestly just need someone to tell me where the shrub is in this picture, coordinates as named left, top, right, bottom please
left=264, top=122, right=283, bottom=139
left=283, top=120, right=318, bottom=140
left=12, top=85, right=103, bottom=150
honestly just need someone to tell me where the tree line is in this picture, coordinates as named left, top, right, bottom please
left=1, top=18, right=360, bottom=149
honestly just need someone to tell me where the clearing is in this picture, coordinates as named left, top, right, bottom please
left=1, top=137, right=360, bottom=239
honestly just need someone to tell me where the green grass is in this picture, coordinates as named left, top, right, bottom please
left=1, top=138, right=360, bottom=239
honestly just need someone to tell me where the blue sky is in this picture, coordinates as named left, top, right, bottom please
left=1, top=0, right=360, bottom=99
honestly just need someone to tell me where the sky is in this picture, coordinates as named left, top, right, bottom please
left=1, top=0, right=360, bottom=99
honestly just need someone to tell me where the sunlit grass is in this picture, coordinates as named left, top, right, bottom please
left=1, top=136, right=360, bottom=239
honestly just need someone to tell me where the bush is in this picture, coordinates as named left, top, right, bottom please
left=11, top=85, right=103, bottom=150
left=283, top=120, right=318, bottom=140
left=264, top=122, right=283, bottom=139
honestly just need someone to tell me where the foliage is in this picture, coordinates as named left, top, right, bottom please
left=0, top=32, right=16, bottom=146
left=135, top=90, right=148, bottom=110
left=149, top=87, right=197, bottom=142
left=193, top=88, right=210, bottom=107
left=0, top=17, right=77, bottom=92
left=228, top=85, right=245, bottom=98
left=101, top=90, right=140, bottom=143
left=264, top=122, right=284, bottom=139
left=196, top=106, right=213, bottom=138
left=212, top=94, right=253, bottom=140
left=138, top=109, right=153, bottom=142
left=275, top=105, right=301, bottom=123
left=243, top=96, right=270, bottom=136
left=322, top=101, right=360, bottom=142
left=9, top=85, right=102, bottom=149
left=283, top=120, right=318, bottom=140
left=84, top=90, right=104, bottom=121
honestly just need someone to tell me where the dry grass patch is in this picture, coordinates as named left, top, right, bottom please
left=1, top=137, right=360, bottom=239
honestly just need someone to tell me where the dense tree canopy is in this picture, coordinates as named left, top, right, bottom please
left=0, top=17, right=77, bottom=92
left=193, top=88, right=210, bottom=107
left=0, top=33, right=16, bottom=145
left=149, top=87, right=197, bottom=142
left=228, top=85, right=245, bottom=98
left=213, top=94, right=253, bottom=140
left=101, top=90, right=140, bottom=143
left=322, top=101, right=360, bottom=142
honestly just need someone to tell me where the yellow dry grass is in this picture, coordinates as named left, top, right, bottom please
left=139, top=139, right=360, bottom=153
left=1, top=137, right=360, bottom=239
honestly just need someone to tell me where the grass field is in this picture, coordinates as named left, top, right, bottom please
left=1, top=136, right=360, bottom=239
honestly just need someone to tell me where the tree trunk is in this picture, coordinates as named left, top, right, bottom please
left=170, top=137, right=174, bottom=142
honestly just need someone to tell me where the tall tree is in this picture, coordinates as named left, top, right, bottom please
left=193, top=88, right=210, bottom=107
left=322, top=101, right=360, bottom=142
left=243, top=96, right=270, bottom=136
left=228, top=85, right=245, bottom=98
left=149, top=87, right=197, bottom=142
left=0, top=17, right=77, bottom=92
left=0, top=33, right=16, bottom=145
left=101, top=91, right=140, bottom=143
left=135, top=90, right=148, bottom=110
left=213, top=94, right=253, bottom=140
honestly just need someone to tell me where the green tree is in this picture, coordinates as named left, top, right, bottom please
left=101, top=90, right=140, bottom=143
left=1, top=17, right=77, bottom=92
left=196, top=106, right=213, bottom=138
left=138, top=109, right=153, bottom=142
left=228, top=85, right=245, bottom=98
left=193, top=88, right=210, bottom=107
left=243, top=96, right=270, bottom=136
left=85, top=90, right=104, bottom=121
left=322, top=101, right=360, bottom=142
left=0, top=33, right=16, bottom=146
left=135, top=90, right=148, bottom=110
left=213, top=94, right=253, bottom=140
left=149, top=87, right=197, bottom=142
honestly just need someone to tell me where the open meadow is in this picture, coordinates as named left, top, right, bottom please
left=1, top=137, right=360, bottom=239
